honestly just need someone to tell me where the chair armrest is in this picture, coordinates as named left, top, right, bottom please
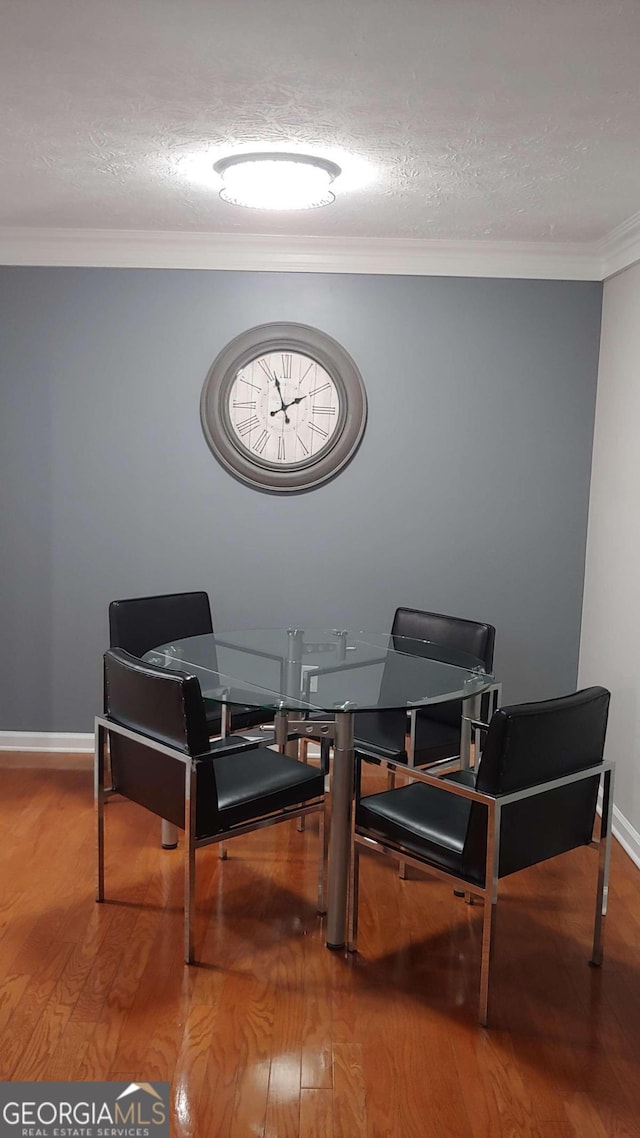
left=357, top=750, right=614, bottom=807
left=357, top=751, right=494, bottom=804
left=193, top=735, right=262, bottom=762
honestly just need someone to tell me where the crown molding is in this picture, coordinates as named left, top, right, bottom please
left=597, top=210, right=640, bottom=281
left=0, top=226, right=604, bottom=280
left=1, top=218, right=639, bottom=280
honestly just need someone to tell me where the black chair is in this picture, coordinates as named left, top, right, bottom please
left=310, top=607, right=497, bottom=790
left=349, top=685, right=613, bottom=1025
left=354, top=607, right=497, bottom=771
left=108, top=591, right=269, bottom=736
left=97, top=648, right=328, bottom=962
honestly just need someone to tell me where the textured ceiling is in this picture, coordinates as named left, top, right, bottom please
left=1, top=0, right=640, bottom=243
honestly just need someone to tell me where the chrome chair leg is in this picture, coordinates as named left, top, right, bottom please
left=184, top=762, right=196, bottom=964
left=479, top=799, right=501, bottom=1026
left=95, top=723, right=106, bottom=902
left=162, top=820, right=178, bottom=849
left=591, top=766, right=614, bottom=966
left=479, top=894, right=496, bottom=1027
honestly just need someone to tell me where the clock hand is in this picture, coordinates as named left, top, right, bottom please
left=269, top=405, right=291, bottom=423
left=269, top=374, right=291, bottom=422
left=269, top=408, right=291, bottom=424
left=270, top=394, right=306, bottom=420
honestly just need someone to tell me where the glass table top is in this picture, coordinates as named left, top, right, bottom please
left=142, top=628, right=493, bottom=714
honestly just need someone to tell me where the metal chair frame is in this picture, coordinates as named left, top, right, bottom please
left=96, top=715, right=328, bottom=963
left=349, top=752, right=614, bottom=1026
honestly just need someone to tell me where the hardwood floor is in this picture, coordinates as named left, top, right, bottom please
left=2, top=761, right=640, bottom=1137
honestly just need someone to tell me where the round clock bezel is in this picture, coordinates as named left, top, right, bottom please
left=200, top=322, right=367, bottom=492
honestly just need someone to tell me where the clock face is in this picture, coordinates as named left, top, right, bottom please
left=200, top=323, right=367, bottom=493
left=227, top=350, right=343, bottom=467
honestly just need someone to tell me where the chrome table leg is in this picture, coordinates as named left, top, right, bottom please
left=326, top=709, right=355, bottom=950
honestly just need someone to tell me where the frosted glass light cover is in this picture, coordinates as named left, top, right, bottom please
left=214, top=153, right=341, bottom=210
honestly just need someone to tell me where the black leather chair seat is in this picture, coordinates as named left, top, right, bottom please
left=444, top=768, right=477, bottom=788
left=214, top=748, right=325, bottom=831
left=412, top=716, right=463, bottom=765
left=354, top=709, right=408, bottom=761
left=203, top=699, right=266, bottom=734
left=356, top=783, right=473, bottom=878
left=353, top=710, right=461, bottom=767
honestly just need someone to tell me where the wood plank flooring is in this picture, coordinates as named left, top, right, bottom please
left=1, top=762, right=640, bottom=1137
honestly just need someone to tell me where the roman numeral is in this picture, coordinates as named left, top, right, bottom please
left=257, top=358, right=274, bottom=380
left=237, top=368, right=262, bottom=391
left=253, top=429, right=269, bottom=454
left=309, top=381, right=330, bottom=396
left=309, top=421, right=329, bottom=439
left=311, top=405, right=336, bottom=415
left=281, top=353, right=292, bottom=378
left=296, top=433, right=309, bottom=456
left=278, top=436, right=286, bottom=461
left=233, top=400, right=256, bottom=409
left=236, top=415, right=260, bottom=437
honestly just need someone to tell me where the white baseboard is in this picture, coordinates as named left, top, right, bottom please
left=597, top=786, right=640, bottom=871
left=0, top=730, right=93, bottom=753
left=610, top=805, right=640, bottom=871
left=0, top=731, right=93, bottom=768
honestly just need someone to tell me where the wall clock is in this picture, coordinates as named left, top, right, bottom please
left=200, top=322, right=367, bottom=492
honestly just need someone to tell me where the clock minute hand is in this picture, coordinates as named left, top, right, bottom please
left=270, top=374, right=291, bottom=423
left=283, top=395, right=306, bottom=410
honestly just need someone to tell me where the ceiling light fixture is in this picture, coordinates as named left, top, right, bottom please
left=213, top=152, right=342, bottom=210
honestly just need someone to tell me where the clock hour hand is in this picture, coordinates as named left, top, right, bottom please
left=283, top=395, right=306, bottom=410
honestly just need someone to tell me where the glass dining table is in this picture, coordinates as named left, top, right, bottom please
left=143, top=627, right=494, bottom=950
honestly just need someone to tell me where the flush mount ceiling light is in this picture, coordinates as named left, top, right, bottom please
left=213, top=152, right=342, bottom=210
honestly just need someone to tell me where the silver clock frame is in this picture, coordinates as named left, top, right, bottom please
left=200, top=322, right=368, bottom=492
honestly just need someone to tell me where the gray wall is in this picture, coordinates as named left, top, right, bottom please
left=0, top=267, right=602, bottom=732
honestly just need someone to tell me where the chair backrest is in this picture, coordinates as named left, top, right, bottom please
left=108, top=591, right=213, bottom=659
left=103, top=647, right=212, bottom=830
left=463, top=685, right=610, bottom=883
left=391, top=607, right=496, bottom=726
left=392, top=607, right=495, bottom=668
